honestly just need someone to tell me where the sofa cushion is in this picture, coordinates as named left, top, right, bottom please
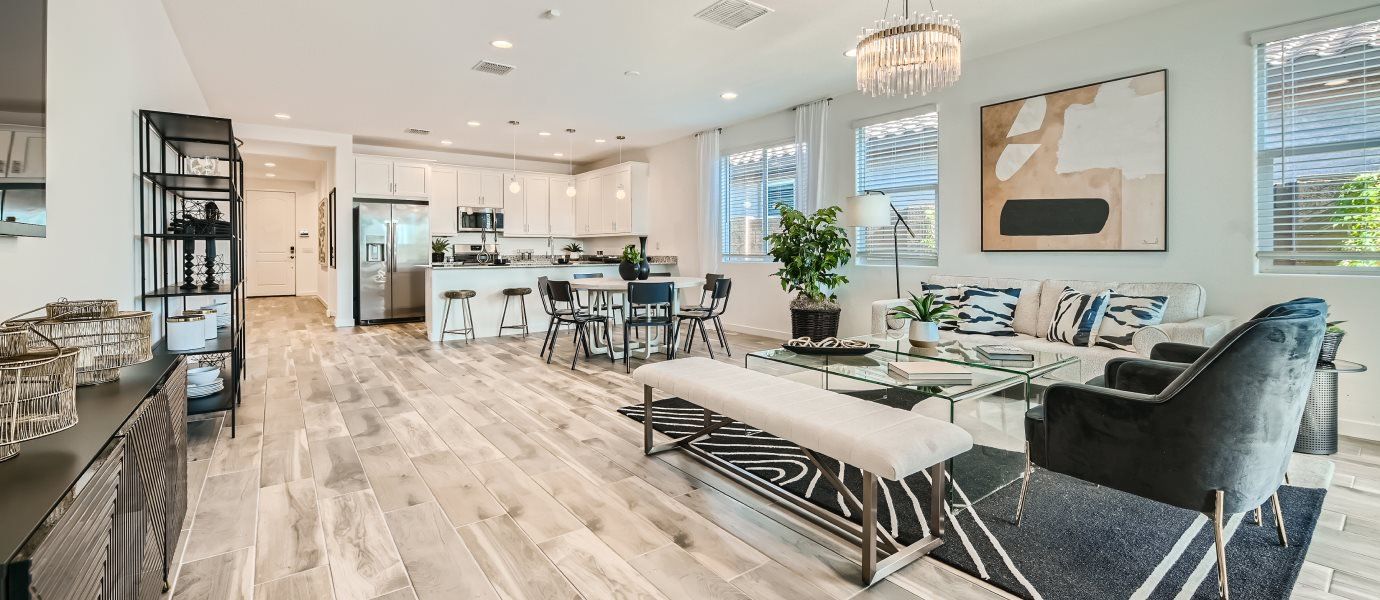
left=1113, top=282, right=1206, bottom=323
left=1046, top=287, right=1112, bottom=347
left=921, top=283, right=963, bottom=331
left=955, top=286, right=1021, bottom=336
left=1037, top=279, right=1117, bottom=336
left=929, top=275, right=1043, bottom=337
left=1097, top=293, right=1168, bottom=352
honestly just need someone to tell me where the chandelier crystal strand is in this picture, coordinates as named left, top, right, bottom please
left=855, top=4, right=961, bottom=98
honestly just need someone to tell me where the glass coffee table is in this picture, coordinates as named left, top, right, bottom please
left=744, top=334, right=1080, bottom=507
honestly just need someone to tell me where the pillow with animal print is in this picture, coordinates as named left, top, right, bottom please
left=954, top=286, right=1021, bottom=336
left=1095, top=293, right=1168, bottom=352
left=1046, top=287, right=1112, bottom=347
left=921, top=283, right=964, bottom=331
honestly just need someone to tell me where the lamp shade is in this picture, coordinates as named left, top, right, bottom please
left=841, top=193, right=892, bottom=228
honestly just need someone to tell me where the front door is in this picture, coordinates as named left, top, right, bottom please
left=246, top=190, right=297, bottom=297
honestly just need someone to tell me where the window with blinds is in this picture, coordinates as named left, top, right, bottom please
left=1256, top=19, right=1380, bottom=274
left=855, top=111, right=940, bottom=266
left=720, top=142, right=798, bottom=261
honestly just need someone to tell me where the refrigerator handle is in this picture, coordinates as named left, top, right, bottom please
left=386, top=221, right=396, bottom=272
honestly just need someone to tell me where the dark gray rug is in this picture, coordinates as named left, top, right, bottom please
left=618, top=397, right=1326, bottom=600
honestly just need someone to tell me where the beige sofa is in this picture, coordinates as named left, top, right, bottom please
left=869, top=275, right=1235, bottom=382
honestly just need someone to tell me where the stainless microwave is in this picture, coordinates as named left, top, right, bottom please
left=457, top=208, right=503, bottom=232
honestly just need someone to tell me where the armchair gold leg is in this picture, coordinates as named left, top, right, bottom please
left=1014, top=442, right=1033, bottom=526
left=1271, top=492, right=1288, bottom=547
left=1254, top=506, right=1263, bottom=526
left=1213, top=490, right=1230, bottom=600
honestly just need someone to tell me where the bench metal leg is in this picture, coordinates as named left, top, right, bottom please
left=862, top=472, right=879, bottom=583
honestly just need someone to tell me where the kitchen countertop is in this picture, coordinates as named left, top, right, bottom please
left=423, top=259, right=677, bottom=270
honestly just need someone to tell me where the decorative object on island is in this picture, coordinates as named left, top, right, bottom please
left=855, top=0, right=962, bottom=98
left=4, top=300, right=154, bottom=386
left=0, top=324, right=80, bottom=462
left=842, top=190, right=913, bottom=299
left=888, top=292, right=955, bottom=347
left=1319, top=320, right=1345, bottom=364
left=637, top=236, right=651, bottom=279
left=562, top=242, right=583, bottom=260
left=765, top=203, right=852, bottom=340
left=618, top=244, right=644, bottom=281
left=980, top=70, right=1166, bottom=251
left=431, top=237, right=451, bottom=263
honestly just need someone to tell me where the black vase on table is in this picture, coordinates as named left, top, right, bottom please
left=636, top=236, right=651, bottom=280
left=618, top=260, right=638, bottom=281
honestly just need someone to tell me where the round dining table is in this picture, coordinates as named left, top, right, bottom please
left=569, top=276, right=705, bottom=359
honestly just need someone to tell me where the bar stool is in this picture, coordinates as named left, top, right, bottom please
left=498, top=287, right=532, bottom=337
left=441, top=289, right=476, bottom=343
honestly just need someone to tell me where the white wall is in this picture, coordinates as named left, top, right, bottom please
left=0, top=0, right=207, bottom=319
left=245, top=178, right=320, bottom=297
left=648, top=0, right=1380, bottom=439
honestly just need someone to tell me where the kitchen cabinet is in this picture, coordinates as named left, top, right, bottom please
left=549, top=178, right=576, bottom=237
left=575, top=175, right=603, bottom=235
left=0, top=130, right=10, bottom=177
left=456, top=169, right=504, bottom=208
left=355, top=156, right=430, bottom=199
left=429, top=165, right=459, bottom=234
left=504, top=174, right=550, bottom=236
left=5, top=130, right=45, bottom=178
left=609, top=169, right=632, bottom=233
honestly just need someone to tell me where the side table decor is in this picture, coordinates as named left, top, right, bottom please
left=0, top=324, right=80, bottom=462
left=1295, top=358, right=1367, bottom=455
left=4, top=299, right=153, bottom=386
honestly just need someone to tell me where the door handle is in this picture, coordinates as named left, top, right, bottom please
left=289, top=245, right=296, bottom=259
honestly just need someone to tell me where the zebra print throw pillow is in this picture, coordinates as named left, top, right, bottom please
left=922, top=283, right=963, bottom=331
left=1095, top=293, right=1168, bottom=352
left=1046, top=287, right=1112, bottom=347
left=954, top=286, right=1022, bottom=336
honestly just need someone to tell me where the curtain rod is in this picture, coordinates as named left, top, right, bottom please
left=792, top=97, right=834, bottom=111
left=692, top=128, right=723, bottom=138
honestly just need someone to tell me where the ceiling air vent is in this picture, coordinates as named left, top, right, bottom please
left=404, top=128, right=431, bottom=136
left=694, top=0, right=773, bottom=30
left=472, top=60, right=515, bottom=76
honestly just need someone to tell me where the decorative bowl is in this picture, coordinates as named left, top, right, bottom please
left=187, top=366, right=221, bottom=386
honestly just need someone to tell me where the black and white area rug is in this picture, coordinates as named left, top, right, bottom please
left=618, top=397, right=1328, bottom=600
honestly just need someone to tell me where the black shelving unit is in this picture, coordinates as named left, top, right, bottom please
left=138, top=110, right=244, bottom=436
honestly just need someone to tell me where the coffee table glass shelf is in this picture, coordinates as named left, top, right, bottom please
left=745, top=335, right=1080, bottom=507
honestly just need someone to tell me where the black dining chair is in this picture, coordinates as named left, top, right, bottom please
left=536, top=276, right=571, bottom=359
left=540, top=278, right=614, bottom=369
left=572, top=272, right=623, bottom=324
left=623, top=281, right=678, bottom=373
left=677, top=277, right=732, bottom=358
left=681, top=273, right=724, bottom=312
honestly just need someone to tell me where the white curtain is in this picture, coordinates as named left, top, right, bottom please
left=696, top=129, right=722, bottom=276
left=794, top=98, right=830, bottom=214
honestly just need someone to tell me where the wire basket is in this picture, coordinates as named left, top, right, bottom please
left=0, top=327, right=80, bottom=462
left=5, top=300, right=153, bottom=386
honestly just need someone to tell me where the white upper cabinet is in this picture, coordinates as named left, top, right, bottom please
left=568, top=162, right=647, bottom=237
left=522, top=175, right=550, bottom=235
left=502, top=174, right=526, bottom=232
left=481, top=173, right=505, bottom=209
left=355, top=155, right=430, bottom=199
left=549, top=178, right=575, bottom=237
left=0, top=130, right=12, bottom=178
left=575, top=175, right=602, bottom=235
left=429, top=165, right=459, bottom=235
left=7, top=131, right=44, bottom=178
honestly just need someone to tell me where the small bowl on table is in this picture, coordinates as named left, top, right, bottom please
left=188, top=366, right=221, bottom=387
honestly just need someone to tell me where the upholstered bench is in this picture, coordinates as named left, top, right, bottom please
left=632, top=357, right=973, bottom=585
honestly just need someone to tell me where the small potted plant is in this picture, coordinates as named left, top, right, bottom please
left=430, top=237, right=450, bottom=263
left=562, top=242, right=583, bottom=261
left=888, top=292, right=956, bottom=348
left=618, top=244, right=643, bottom=281
left=765, top=203, right=852, bottom=339
left=1320, top=320, right=1346, bottom=364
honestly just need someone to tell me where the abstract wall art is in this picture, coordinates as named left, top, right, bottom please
left=981, top=70, right=1166, bottom=251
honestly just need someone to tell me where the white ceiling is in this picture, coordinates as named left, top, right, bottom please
left=164, top=0, right=1191, bottom=162
left=242, top=152, right=324, bottom=183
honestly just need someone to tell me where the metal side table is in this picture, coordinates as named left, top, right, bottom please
left=1295, top=359, right=1367, bottom=455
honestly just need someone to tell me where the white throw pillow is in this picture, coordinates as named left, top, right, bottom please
left=1096, top=293, right=1168, bottom=352
left=1046, top=287, right=1112, bottom=347
left=955, top=286, right=1021, bottom=336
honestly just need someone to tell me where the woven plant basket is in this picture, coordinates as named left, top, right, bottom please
left=0, top=327, right=80, bottom=462
left=791, top=306, right=842, bottom=340
left=6, top=301, right=153, bottom=386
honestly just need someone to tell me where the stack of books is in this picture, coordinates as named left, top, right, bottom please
left=887, top=361, right=973, bottom=385
left=976, top=344, right=1035, bottom=362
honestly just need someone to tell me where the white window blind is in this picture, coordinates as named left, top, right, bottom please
left=855, top=111, right=940, bottom=266
left=1256, top=19, right=1380, bottom=274
left=721, top=142, right=798, bottom=261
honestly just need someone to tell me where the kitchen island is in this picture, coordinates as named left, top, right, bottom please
left=422, top=261, right=679, bottom=341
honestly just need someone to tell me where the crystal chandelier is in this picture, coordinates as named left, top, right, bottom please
left=855, top=0, right=962, bottom=98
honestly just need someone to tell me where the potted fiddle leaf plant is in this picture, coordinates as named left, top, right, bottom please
left=618, top=244, right=643, bottom=281
left=430, top=237, right=450, bottom=263
left=764, top=203, right=852, bottom=339
left=888, top=292, right=956, bottom=348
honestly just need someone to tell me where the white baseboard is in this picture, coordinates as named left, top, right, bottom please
left=723, top=322, right=790, bottom=340
left=1340, top=419, right=1380, bottom=442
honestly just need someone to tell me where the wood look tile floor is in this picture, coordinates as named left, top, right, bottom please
left=171, top=297, right=1380, bottom=600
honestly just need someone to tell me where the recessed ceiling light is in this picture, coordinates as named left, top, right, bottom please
left=844, top=48, right=857, bottom=58
left=624, top=70, right=641, bottom=77
left=1323, top=78, right=1351, bottom=86
left=721, top=91, right=738, bottom=100
left=266, top=173, right=276, bottom=178
left=440, top=139, right=453, bottom=145
left=553, top=152, right=564, bottom=157
left=273, top=113, right=291, bottom=120
left=263, top=162, right=276, bottom=167
left=594, top=139, right=607, bottom=143
left=491, top=40, right=513, bottom=49
left=538, top=131, right=552, bottom=136
left=466, top=120, right=481, bottom=127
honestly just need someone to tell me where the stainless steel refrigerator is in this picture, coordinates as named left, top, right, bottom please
left=353, top=199, right=428, bottom=324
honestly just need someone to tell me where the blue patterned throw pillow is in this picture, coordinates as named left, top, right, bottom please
left=955, top=286, right=1021, bottom=336
left=1095, top=293, right=1168, bottom=352
left=1046, top=287, right=1112, bottom=347
left=921, top=283, right=963, bottom=331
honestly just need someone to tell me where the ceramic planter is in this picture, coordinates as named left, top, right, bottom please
left=909, top=320, right=940, bottom=348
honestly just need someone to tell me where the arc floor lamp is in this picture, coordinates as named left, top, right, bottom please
left=841, top=191, right=913, bottom=299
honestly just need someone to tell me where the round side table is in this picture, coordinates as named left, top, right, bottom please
left=1295, top=359, right=1367, bottom=455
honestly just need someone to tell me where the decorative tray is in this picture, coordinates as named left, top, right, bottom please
left=781, top=340, right=879, bottom=356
